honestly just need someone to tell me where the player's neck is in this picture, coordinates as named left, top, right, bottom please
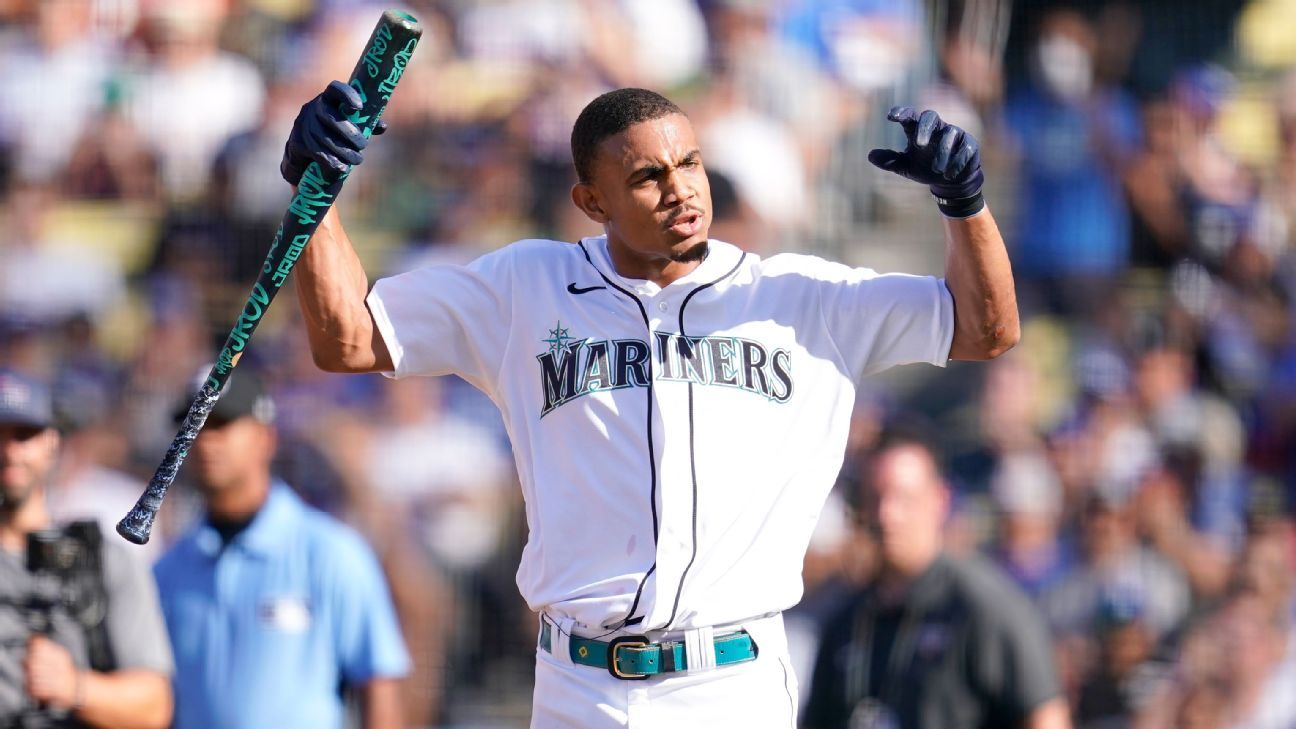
left=604, top=237, right=706, bottom=288
left=609, top=252, right=701, bottom=288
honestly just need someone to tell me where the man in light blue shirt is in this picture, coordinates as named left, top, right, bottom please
left=153, top=370, right=409, bottom=729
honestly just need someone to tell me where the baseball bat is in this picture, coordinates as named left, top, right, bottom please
left=117, top=9, right=423, bottom=545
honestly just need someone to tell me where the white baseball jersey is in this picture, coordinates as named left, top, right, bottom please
left=367, top=235, right=953, bottom=635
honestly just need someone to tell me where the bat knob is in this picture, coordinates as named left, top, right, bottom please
left=116, top=508, right=156, bottom=545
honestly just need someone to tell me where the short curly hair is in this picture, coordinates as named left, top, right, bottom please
left=570, top=88, right=685, bottom=184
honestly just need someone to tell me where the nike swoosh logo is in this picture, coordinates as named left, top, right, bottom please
left=567, top=283, right=606, bottom=295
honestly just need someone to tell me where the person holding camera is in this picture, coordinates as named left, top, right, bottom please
left=0, top=369, right=174, bottom=729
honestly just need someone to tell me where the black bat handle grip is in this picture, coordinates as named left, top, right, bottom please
left=117, top=386, right=220, bottom=543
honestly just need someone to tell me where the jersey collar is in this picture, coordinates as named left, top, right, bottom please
left=580, top=235, right=744, bottom=295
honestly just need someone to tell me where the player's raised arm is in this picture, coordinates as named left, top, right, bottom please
left=869, top=107, right=1019, bottom=361
left=283, top=81, right=394, bottom=374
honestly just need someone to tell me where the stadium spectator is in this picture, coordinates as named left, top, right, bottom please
left=0, top=0, right=115, bottom=186
left=61, top=83, right=161, bottom=202
left=152, top=369, right=410, bottom=729
left=774, top=0, right=924, bottom=96
left=989, top=449, right=1074, bottom=598
left=0, top=183, right=127, bottom=329
left=704, top=0, right=847, bottom=181
left=1135, top=578, right=1296, bottom=728
left=1003, top=7, right=1141, bottom=319
left=0, top=368, right=174, bottom=729
left=1166, top=64, right=1255, bottom=272
left=695, top=69, right=813, bottom=235
left=1042, top=487, right=1190, bottom=648
left=806, top=433, right=1071, bottom=729
left=1072, top=588, right=1165, bottom=727
left=123, top=0, right=265, bottom=202
left=1124, top=96, right=1192, bottom=269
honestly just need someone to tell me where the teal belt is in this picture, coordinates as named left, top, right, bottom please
left=539, top=621, right=759, bottom=680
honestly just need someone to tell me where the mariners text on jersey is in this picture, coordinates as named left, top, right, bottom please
left=537, top=332, right=794, bottom=417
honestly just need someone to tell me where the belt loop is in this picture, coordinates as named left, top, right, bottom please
left=542, top=613, right=577, bottom=665
left=684, top=625, right=717, bottom=672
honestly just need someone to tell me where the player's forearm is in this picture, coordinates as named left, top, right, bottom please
left=76, top=670, right=172, bottom=729
left=866, top=106, right=1015, bottom=359
left=296, top=206, right=393, bottom=372
left=943, top=207, right=1019, bottom=360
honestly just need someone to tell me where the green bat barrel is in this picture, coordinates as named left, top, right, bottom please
left=117, top=10, right=423, bottom=545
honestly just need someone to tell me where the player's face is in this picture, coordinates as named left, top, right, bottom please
left=865, top=446, right=949, bottom=577
left=574, top=113, right=712, bottom=283
left=0, top=424, right=58, bottom=511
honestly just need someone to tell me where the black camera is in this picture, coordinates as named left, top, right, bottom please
left=27, top=521, right=99, bottom=574
left=24, top=521, right=111, bottom=669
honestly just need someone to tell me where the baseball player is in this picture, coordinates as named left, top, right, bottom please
left=283, top=83, right=1018, bottom=727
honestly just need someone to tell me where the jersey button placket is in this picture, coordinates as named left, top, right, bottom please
left=645, top=286, right=695, bottom=630
left=634, top=287, right=670, bottom=629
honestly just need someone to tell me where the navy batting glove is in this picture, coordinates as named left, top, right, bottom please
left=868, top=107, right=985, bottom=217
left=280, top=80, right=388, bottom=186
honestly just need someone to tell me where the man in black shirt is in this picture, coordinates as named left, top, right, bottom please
left=806, top=434, right=1070, bottom=729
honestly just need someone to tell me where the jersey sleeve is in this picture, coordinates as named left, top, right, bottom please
left=101, top=541, right=174, bottom=674
left=326, top=529, right=411, bottom=683
left=808, top=258, right=955, bottom=378
left=366, top=246, right=514, bottom=393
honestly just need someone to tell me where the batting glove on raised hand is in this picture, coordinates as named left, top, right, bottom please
left=281, top=80, right=387, bottom=186
left=868, top=106, right=985, bottom=217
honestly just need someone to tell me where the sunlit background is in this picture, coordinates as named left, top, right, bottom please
left=2, top=0, right=1295, bottom=726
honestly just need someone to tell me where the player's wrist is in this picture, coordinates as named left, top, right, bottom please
left=929, top=166, right=984, bottom=218
left=933, top=190, right=985, bottom=219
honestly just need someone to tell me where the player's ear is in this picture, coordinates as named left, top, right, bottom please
left=571, top=183, right=609, bottom=224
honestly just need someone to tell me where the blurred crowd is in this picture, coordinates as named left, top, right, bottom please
left=1, top=0, right=1294, bottom=726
